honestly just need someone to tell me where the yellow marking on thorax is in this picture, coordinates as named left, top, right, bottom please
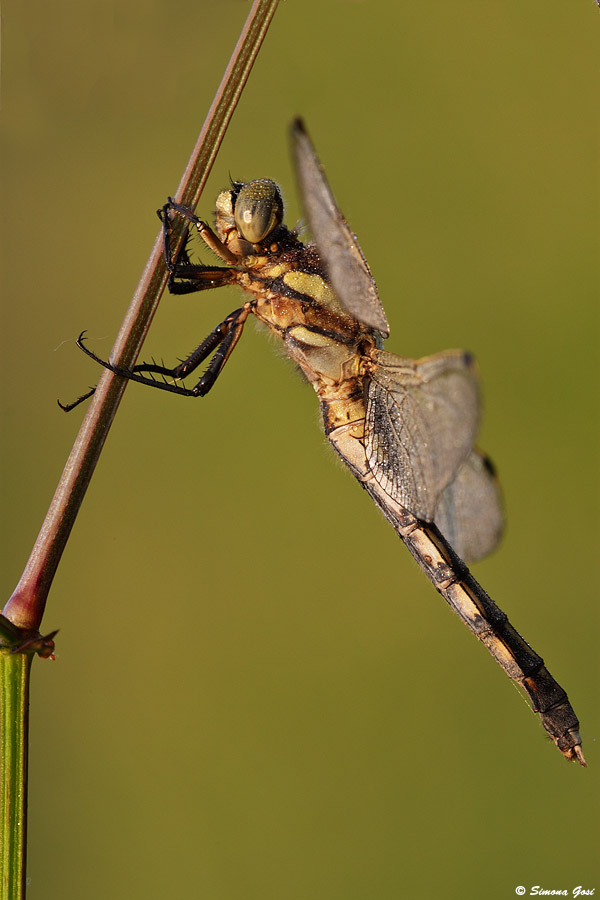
left=287, top=325, right=332, bottom=347
left=246, top=258, right=289, bottom=279
left=283, top=271, right=348, bottom=316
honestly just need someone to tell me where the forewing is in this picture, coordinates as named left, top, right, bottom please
left=291, top=119, right=390, bottom=336
left=365, top=349, right=479, bottom=522
left=434, top=450, right=504, bottom=563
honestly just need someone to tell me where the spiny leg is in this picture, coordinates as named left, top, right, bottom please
left=58, top=387, right=97, bottom=413
left=159, top=197, right=238, bottom=266
left=157, top=200, right=241, bottom=295
left=59, top=297, right=245, bottom=411
left=60, top=204, right=244, bottom=411
left=75, top=303, right=251, bottom=398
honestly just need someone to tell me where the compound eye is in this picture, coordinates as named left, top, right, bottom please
left=234, top=179, right=283, bottom=243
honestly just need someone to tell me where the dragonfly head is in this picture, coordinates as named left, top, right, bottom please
left=215, top=179, right=284, bottom=252
left=233, top=179, right=284, bottom=243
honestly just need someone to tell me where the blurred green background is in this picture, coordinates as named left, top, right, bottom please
left=2, top=1, right=598, bottom=897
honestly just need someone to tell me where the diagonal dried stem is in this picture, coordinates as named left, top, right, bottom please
left=2, top=0, right=280, bottom=634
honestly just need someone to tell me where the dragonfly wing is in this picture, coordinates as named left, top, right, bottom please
left=291, top=119, right=390, bottom=336
left=434, top=449, right=504, bottom=562
left=364, top=349, right=480, bottom=522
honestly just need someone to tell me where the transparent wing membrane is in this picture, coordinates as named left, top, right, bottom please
left=291, top=119, right=390, bottom=336
left=434, top=449, right=504, bottom=562
left=364, top=349, right=480, bottom=523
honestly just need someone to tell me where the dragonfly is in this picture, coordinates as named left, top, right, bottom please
left=74, top=118, right=584, bottom=765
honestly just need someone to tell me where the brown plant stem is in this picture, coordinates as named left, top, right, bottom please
left=3, top=0, right=280, bottom=633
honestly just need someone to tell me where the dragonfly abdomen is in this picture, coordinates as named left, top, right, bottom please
left=362, top=484, right=584, bottom=763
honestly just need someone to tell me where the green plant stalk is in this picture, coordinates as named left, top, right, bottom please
left=0, top=651, right=32, bottom=900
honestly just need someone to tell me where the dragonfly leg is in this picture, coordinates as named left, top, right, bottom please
left=158, top=201, right=240, bottom=295
left=165, top=264, right=238, bottom=296
left=57, top=387, right=98, bottom=413
left=75, top=304, right=251, bottom=399
left=60, top=209, right=244, bottom=411
left=159, top=198, right=238, bottom=266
